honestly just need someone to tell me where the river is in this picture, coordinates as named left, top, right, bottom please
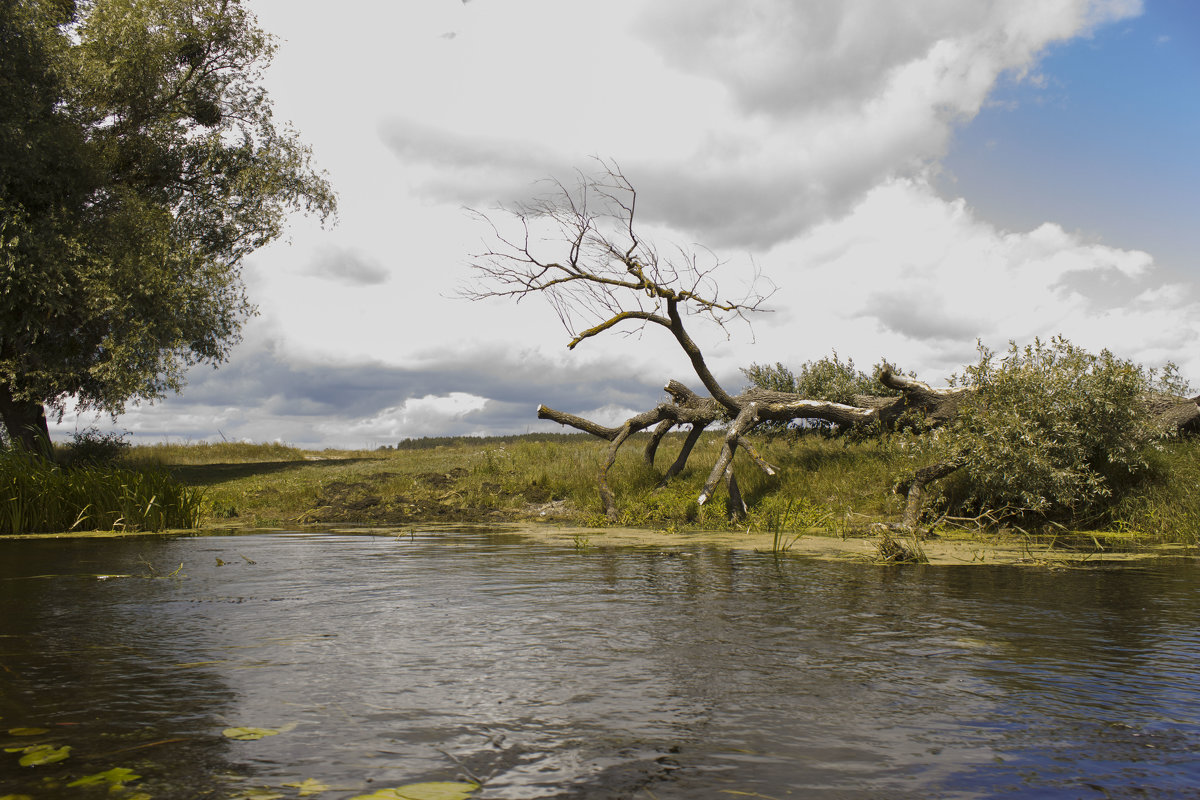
left=1, top=529, right=1198, bottom=798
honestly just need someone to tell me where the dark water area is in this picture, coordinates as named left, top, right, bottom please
left=1, top=531, right=1199, bottom=799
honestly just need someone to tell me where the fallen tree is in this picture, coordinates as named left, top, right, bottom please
left=468, top=165, right=1200, bottom=527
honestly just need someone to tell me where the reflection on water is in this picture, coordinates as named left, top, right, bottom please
left=1, top=531, right=1199, bottom=798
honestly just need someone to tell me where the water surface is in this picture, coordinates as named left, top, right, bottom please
left=1, top=530, right=1198, bottom=798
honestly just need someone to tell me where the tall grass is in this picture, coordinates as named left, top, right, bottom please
left=0, top=449, right=204, bottom=534
left=1107, top=438, right=1200, bottom=545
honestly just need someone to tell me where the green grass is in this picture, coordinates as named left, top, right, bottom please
left=11, top=430, right=1199, bottom=543
left=109, top=431, right=911, bottom=534
left=0, top=448, right=204, bottom=534
left=1107, top=438, right=1200, bottom=546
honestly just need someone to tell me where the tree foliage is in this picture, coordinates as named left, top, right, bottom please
left=0, top=0, right=335, bottom=449
left=923, top=337, right=1163, bottom=520
left=743, top=353, right=904, bottom=435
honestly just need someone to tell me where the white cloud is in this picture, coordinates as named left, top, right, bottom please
left=317, top=392, right=490, bottom=442
left=750, top=177, right=1200, bottom=381
left=47, top=0, right=1192, bottom=449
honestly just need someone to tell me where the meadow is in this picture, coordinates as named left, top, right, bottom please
left=4, top=430, right=1197, bottom=548
left=126, top=431, right=1200, bottom=546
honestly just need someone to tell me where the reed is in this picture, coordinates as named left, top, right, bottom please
left=0, top=449, right=204, bottom=534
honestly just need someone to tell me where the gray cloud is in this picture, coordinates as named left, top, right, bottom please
left=378, top=118, right=845, bottom=250
left=861, top=290, right=983, bottom=343
left=378, top=117, right=566, bottom=208
left=302, top=245, right=390, bottom=285
left=90, top=334, right=712, bottom=447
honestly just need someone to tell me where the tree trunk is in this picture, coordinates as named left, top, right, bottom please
left=0, top=384, right=51, bottom=455
left=897, top=460, right=964, bottom=531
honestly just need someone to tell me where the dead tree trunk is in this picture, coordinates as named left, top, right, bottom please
left=468, top=163, right=1200, bottom=524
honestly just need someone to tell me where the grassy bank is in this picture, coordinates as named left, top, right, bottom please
left=0, top=448, right=204, bottom=534
left=114, top=432, right=1200, bottom=546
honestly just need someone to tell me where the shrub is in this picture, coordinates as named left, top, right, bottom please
left=743, top=352, right=902, bottom=435
left=743, top=351, right=895, bottom=405
left=927, top=337, right=1160, bottom=522
left=61, top=427, right=132, bottom=467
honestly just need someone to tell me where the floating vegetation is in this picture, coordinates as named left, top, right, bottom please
left=282, top=778, right=331, bottom=796
left=13, top=743, right=70, bottom=766
left=67, top=766, right=141, bottom=787
left=229, top=789, right=286, bottom=800
left=350, top=782, right=481, bottom=800
left=222, top=726, right=281, bottom=741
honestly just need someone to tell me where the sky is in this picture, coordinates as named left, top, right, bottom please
left=52, top=0, right=1200, bottom=448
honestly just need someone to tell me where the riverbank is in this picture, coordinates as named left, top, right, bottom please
left=3, top=522, right=1190, bottom=567
left=105, top=434, right=1200, bottom=558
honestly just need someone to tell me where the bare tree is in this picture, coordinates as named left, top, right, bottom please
left=467, top=164, right=1200, bottom=525
left=465, top=163, right=959, bottom=520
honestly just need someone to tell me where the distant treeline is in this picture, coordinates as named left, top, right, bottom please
left=389, top=432, right=602, bottom=451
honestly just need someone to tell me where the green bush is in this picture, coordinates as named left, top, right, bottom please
left=743, top=351, right=901, bottom=435
left=61, top=427, right=132, bottom=467
left=925, top=337, right=1161, bottom=522
left=743, top=351, right=896, bottom=405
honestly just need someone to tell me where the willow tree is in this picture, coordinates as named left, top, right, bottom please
left=0, top=0, right=335, bottom=450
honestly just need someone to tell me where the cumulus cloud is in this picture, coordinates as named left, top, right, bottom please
left=55, top=176, right=1199, bottom=449
left=755, top=177, right=1200, bottom=380
left=639, top=0, right=1138, bottom=117
left=380, top=0, right=1142, bottom=249
left=53, top=0, right=1192, bottom=449
left=316, top=392, right=491, bottom=441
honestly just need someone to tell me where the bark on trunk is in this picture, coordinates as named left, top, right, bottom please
left=897, top=460, right=965, bottom=531
left=0, top=384, right=51, bottom=455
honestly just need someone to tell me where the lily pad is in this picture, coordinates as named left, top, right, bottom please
left=282, top=778, right=331, bottom=796
left=229, top=790, right=285, bottom=800
left=350, top=782, right=480, bottom=800
left=6, top=728, right=48, bottom=736
left=17, top=743, right=70, bottom=766
left=222, top=726, right=281, bottom=741
left=1, top=794, right=35, bottom=800
left=68, top=766, right=141, bottom=787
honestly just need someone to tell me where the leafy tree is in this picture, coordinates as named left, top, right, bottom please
left=0, top=0, right=335, bottom=450
left=743, top=352, right=898, bottom=404
left=743, top=352, right=901, bottom=434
